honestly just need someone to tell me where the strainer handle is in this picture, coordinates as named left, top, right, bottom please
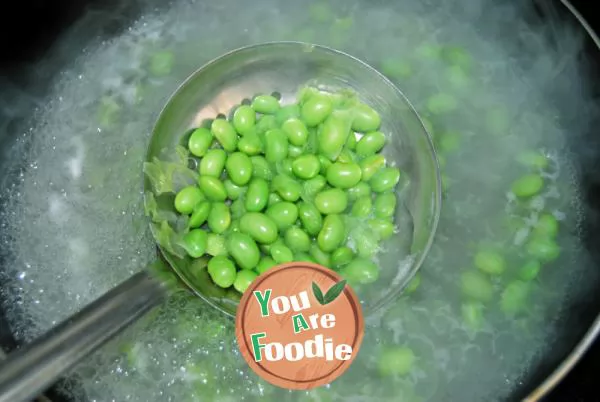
left=0, top=270, right=167, bottom=402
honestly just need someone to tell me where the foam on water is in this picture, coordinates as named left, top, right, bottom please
left=0, top=0, right=598, bottom=401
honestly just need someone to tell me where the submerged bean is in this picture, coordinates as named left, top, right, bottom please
left=211, top=119, right=238, bottom=152
left=227, top=233, right=260, bottom=270
left=347, top=182, right=371, bottom=200
left=368, top=219, right=395, bottom=239
left=374, top=193, right=397, bottom=218
left=207, top=203, right=231, bottom=234
left=233, top=105, right=256, bottom=135
left=252, top=95, right=280, bottom=114
left=534, top=214, right=559, bottom=238
left=174, top=186, right=204, bottom=215
left=461, top=270, right=493, bottom=302
left=188, top=127, right=213, bottom=157
left=378, top=347, right=414, bottom=376
left=245, top=178, right=269, bottom=212
left=326, top=162, right=362, bottom=189
left=298, top=202, right=323, bottom=236
left=356, top=131, right=386, bottom=156
left=526, top=236, right=560, bottom=262
left=519, top=260, right=541, bottom=281
left=239, top=212, right=279, bottom=244
left=199, top=149, right=227, bottom=177
left=315, top=188, right=348, bottom=214
left=331, top=247, right=354, bottom=268
left=500, top=281, right=530, bottom=316
left=340, top=258, right=379, bottom=284
left=405, top=273, right=421, bottom=294
left=474, top=250, right=505, bottom=276
left=351, top=196, right=372, bottom=217
left=511, top=174, right=544, bottom=198
left=225, top=152, right=253, bottom=186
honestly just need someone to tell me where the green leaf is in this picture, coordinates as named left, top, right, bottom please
left=312, top=282, right=325, bottom=305
left=323, top=280, right=347, bottom=304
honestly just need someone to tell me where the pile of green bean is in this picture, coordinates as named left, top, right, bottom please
left=170, top=87, right=401, bottom=293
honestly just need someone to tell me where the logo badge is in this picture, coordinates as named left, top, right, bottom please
left=235, top=262, right=364, bottom=390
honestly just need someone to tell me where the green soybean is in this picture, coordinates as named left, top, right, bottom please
left=405, top=273, right=421, bottom=294
left=526, top=236, right=560, bottom=262
left=233, top=270, right=258, bottom=293
left=301, top=94, right=333, bottom=127
left=227, top=232, right=260, bottom=270
left=264, top=129, right=289, bottom=163
left=326, top=163, right=362, bottom=189
left=255, top=114, right=278, bottom=134
left=315, top=188, right=348, bottom=214
left=359, top=154, right=386, bottom=182
left=341, top=258, right=379, bottom=284
left=266, top=202, right=299, bottom=230
left=188, top=201, right=212, bottom=228
left=461, top=270, right=493, bottom=302
left=352, top=103, right=381, bottom=133
left=331, top=247, right=354, bottom=268
left=318, top=214, right=346, bottom=252
left=351, top=196, right=372, bottom=217
left=370, top=167, right=401, bottom=193
left=276, top=104, right=301, bottom=125
left=318, top=155, right=332, bottom=174
left=462, top=302, right=484, bottom=332
left=245, top=178, right=269, bottom=212
left=256, top=257, right=277, bottom=275
left=474, top=250, right=505, bottom=276
left=237, top=133, right=263, bottom=156
left=347, top=182, right=371, bottom=200
left=519, top=260, right=541, bottom=281
left=309, top=244, right=331, bottom=267
left=534, top=214, right=559, bottom=238
left=211, top=119, right=238, bottom=152
left=224, top=179, right=245, bottom=200
left=271, top=243, right=294, bottom=264
left=282, top=118, right=309, bottom=146
left=198, top=176, right=227, bottom=201
left=318, top=111, right=352, bottom=161
left=298, top=202, right=323, bottom=236
left=500, top=281, right=530, bottom=316
left=303, top=175, right=327, bottom=200
left=239, top=212, right=279, bottom=244
left=426, top=93, right=458, bottom=114
left=295, top=253, right=316, bottom=264
left=206, top=234, right=227, bottom=257
left=268, top=192, right=282, bottom=207
left=288, top=145, right=305, bottom=159
left=207, top=203, right=231, bottom=234
left=273, top=175, right=302, bottom=202
left=356, top=131, right=386, bottom=156
left=225, top=152, right=253, bottom=186
left=378, top=347, right=414, bottom=376
left=182, top=229, right=208, bottom=258
left=284, top=227, right=311, bottom=252
left=277, top=159, right=294, bottom=176
left=199, top=149, right=227, bottom=177
left=188, top=127, right=213, bottom=157
left=174, top=186, right=204, bottom=215
left=208, top=256, right=236, bottom=288
left=516, top=151, right=549, bottom=169
left=511, top=174, right=544, bottom=198
left=374, top=193, right=397, bottom=218
left=346, top=133, right=357, bottom=150
left=232, top=105, right=256, bottom=135
left=230, top=199, right=246, bottom=220
left=337, top=149, right=357, bottom=164
left=292, top=155, right=321, bottom=180
left=250, top=156, right=273, bottom=180
left=252, top=95, right=280, bottom=114
left=368, top=219, right=395, bottom=239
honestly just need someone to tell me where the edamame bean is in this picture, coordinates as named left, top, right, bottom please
left=302, top=175, right=327, bottom=201
left=356, top=131, right=386, bottom=156
left=188, top=201, right=211, bottom=228
left=252, top=95, right=280, bottom=114
left=295, top=253, right=316, bottom=263
left=519, top=260, right=541, bottom=281
left=511, top=174, right=544, bottom=198
left=233, top=270, right=258, bottom=293
left=377, top=347, right=414, bottom=376
left=351, top=196, right=372, bottom=217
left=174, top=186, right=204, bottom=215
left=182, top=229, right=208, bottom=258
left=352, top=103, right=381, bottom=133
left=227, top=233, right=260, bottom=270
left=331, top=247, right=354, bottom=268
left=340, top=258, right=379, bottom=284
left=517, top=151, right=549, bottom=169
left=370, top=167, right=401, bottom=193
left=245, top=178, right=269, bottom=212
left=266, top=202, right=298, bottom=230
left=301, top=94, right=333, bottom=127
left=309, top=244, right=331, bottom=267
left=426, top=93, right=458, bottom=114
left=292, top=155, right=321, bottom=180
left=337, top=149, right=357, bottom=164
left=272, top=175, right=302, bottom=202
left=534, top=214, right=559, bottom=238
left=285, top=227, right=311, bottom=252
left=208, top=256, right=236, bottom=288
left=250, top=156, right=273, bottom=180
left=349, top=228, right=379, bottom=258
left=282, top=118, right=309, bottom=146
left=318, top=155, right=332, bottom=175
left=374, top=193, right=397, bottom=218
left=198, top=176, right=227, bottom=201
left=199, top=149, right=227, bottom=177
left=318, top=214, right=345, bottom=252
left=500, top=280, right=529, bottom=316
left=188, top=127, right=213, bottom=157
left=346, top=133, right=357, bottom=150
left=461, top=270, right=493, bottom=302
left=206, top=233, right=227, bottom=256
left=277, top=159, right=294, bottom=176
left=256, top=257, right=277, bottom=275
left=315, top=188, right=348, bottom=214
left=318, top=111, right=352, bottom=160
left=474, top=250, right=505, bottom=276
left=462, top=302, right=484, bottom=332
left=438, top=131, right=461, bottom=153
left=359, top=154, right=386, bottom=181
left=255, top=115, right=277, bottom=134
left=380, top=58, right=413, bottom=78
left=298, top=202, right=323, bottom=236
left=264, top=129, right=289, bottom=163
left=149, top=51, right=174, bottom=76
left=326, top=163, right=362, bottom=189
left=225, top=152, right=253, bottom=186
left=239, top=212, right=279, bottom=244
left=211, top=119, right=238, bottom=152
left=271, top=243, right=294, bottom=264
left=405, top=273, right=421, bottom=294
left=224, top=179, right=245, bottom=200
left=230, top=199, right=246, bottom=220
left=237, top=133, right=263, bottom=156
left=233, top=105, right=256, bottom=135
left=276, top=104, right=301, bottom=125
left=268, top=192, right=282, bottom=207
left=288, top=145, right=304, bottom=158
left=526, top=236, right=560, bottom=262
left=207, top=203, right=231, bottom=234
left=368, top=219, right=395, bottom=239
left=347, top=182, right=371, bottom=200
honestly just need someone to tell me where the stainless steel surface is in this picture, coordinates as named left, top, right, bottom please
left=146, top=41, right=442, bottom=317
left=0, top=271, right=166, bottom=402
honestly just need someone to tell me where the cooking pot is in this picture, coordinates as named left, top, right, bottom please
left=0, top=0, right=599, bottom=401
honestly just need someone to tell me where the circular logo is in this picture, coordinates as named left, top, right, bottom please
left=235, top=262, right=364, bottom=390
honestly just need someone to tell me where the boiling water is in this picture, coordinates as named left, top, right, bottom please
left=0, top=0, right=598, bottom=401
